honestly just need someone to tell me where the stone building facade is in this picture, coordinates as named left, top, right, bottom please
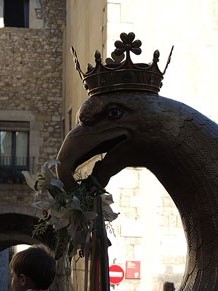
left=0, top=1, right=66, bottom=290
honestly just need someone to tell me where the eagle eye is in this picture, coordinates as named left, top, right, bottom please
left=107, top=106, right=124, bottom=120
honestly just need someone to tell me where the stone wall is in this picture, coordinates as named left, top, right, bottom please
left=105, top=168, right=186, bottom=291
left=0, top=1, right=66, bottom=289
left=0, top=0, right=65, bottom=166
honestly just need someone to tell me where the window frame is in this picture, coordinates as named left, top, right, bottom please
left=0, top=121, right=30, bottom=183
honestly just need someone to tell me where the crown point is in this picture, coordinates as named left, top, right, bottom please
left=87, top=63, right=94, bottom=72
left=95, top=50, right=102, bottom=64
left=153, top=50, right=160, bottom=63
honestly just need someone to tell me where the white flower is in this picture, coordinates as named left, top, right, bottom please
left=22, top=159, right=64, bottom=192
left=37, top=159, right=64, bottom=191
left=25, top=160, right=119, bottom=259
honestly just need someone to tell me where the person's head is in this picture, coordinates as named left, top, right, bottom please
left=10, top=244, right=56, bottom=291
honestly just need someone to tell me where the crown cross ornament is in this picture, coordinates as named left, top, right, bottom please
left=72, top=32, right=173, bottom=96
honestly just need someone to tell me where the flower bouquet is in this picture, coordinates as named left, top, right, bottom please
left=22, top=159, right=119, bottom=291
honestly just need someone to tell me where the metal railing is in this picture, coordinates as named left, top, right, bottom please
left=0, top=156, right=30, bottom=184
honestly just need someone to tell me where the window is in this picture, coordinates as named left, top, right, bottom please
left=4, top=0, right=29, bottom=28
left=0, top=121, right=29, bottom=183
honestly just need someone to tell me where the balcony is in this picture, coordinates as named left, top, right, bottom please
left=0, top=156, right=30, bottom=184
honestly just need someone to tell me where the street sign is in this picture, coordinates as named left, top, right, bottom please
left=125, top=261, right=141, bottom=279
left=109, top=264, right=125, bottom=285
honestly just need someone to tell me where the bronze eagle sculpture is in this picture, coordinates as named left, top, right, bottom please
left=56, top=32, right=218, bottom=290
left=57, top=91, right=218, bottom=290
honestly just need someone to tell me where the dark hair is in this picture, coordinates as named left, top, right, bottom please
left=10, top=245, right=56, bottom=289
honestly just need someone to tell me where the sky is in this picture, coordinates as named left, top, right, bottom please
left=107, top=0, right=218, bottom=122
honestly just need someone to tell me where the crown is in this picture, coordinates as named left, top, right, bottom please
left=71, top=32, right=173, bottom=96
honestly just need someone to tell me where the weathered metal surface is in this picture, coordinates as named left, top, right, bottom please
left=57, top=91, right=218, bottom=290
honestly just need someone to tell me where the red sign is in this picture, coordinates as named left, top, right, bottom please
left=109, top=264, right=125, bottom=285
left=125, top=261, right=141, bottom=279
